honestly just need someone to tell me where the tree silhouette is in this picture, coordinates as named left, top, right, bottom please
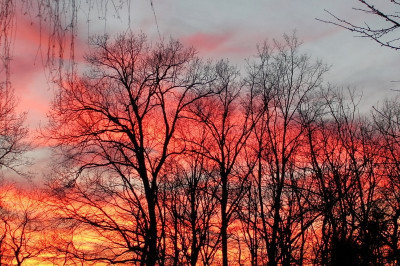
left=46, top=32, right=217, bottom=265
left=245, top=34, right=328, bottom=265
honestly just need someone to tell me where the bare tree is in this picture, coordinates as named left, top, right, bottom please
left=245, top=34, right=329, bottom=266
left=46, top=32, right=216, bottom=265
left=318, top=0, right=400, bottom=50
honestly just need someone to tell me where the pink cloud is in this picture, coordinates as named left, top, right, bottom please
left=181, top=31, right=255, bottom=63
left=12, top=12, right=88, bottom=108
left=182, top=32, right=234, bottom=53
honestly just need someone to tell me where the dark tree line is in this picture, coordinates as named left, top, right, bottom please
left=0, top=31, right=400, bottom=265
left=37, top=32, right=400, bottom=265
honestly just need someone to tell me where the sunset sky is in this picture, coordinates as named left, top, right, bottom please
left=9, top=0, right=400, bottom=182
left=2, top=2, right=400, bottom=265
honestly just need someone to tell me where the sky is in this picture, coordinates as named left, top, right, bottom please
left=8, top=0, right=400, bottom=183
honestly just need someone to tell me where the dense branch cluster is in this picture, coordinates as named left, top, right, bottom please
left=1, top=32, right=400, bottom=265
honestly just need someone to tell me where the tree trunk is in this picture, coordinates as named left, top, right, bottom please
left=145, top=190, right=158, bottom=266
left=221, top=173, right=228, bottom=266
